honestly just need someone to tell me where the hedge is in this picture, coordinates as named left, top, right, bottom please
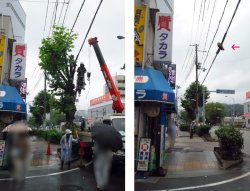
left=179, top=125, right=190, bottom=131
left=196, top=125, right=211, bottom=137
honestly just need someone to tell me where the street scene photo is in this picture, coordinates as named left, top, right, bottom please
left=134, top=0, right=250, bottom=191
left=0, top=0, right=125, bottom=191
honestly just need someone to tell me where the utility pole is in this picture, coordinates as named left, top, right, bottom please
left=43, top=70, right=47, bottom=127
left=195, top=44, right=199, bottom=124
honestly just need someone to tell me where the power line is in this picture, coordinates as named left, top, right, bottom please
left=62, top=0, right=71, bottom=25
left=75, top=0, right=104, bottom=62
left=70, top=0, right=87, bottom=33
left=53, top=0, right=59, bottom=26
left=48, top=1, right=57, bottom=36
left=181, top=0, right=196, bottom=72
left=57, top=0, right=66, bottom=25
left=198, top=0, right=216, bottom=77
left=202, top=0, right=241, bottom=84
left=201, top=0, right=229, bottom=73
left=194, top=0, right=204, bottom=43
left=43, top=0, right=50, bottom=37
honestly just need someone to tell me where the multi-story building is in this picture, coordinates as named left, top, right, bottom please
left=88, top=75, right=125, bottom=119
left=0, top=1, right=26, bottom=84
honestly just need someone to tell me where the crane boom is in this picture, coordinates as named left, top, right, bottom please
left=88, top=37, right=124, bottom=113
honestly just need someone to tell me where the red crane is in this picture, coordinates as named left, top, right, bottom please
left=88, top=37, right=124, bottom=113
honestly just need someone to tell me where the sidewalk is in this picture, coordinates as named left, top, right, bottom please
left=29, top=136, right=60, bottom=168
left=163, top=129, right=221, bottom=178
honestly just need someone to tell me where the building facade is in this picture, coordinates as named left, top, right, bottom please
left=88, top=75, right=125, bottom=120
left=134, top=0, right=175, bottom=175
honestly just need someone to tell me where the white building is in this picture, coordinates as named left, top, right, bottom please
left=88, top=75, right=125, bottom=119
left=243, top=101, right=250, bottom=128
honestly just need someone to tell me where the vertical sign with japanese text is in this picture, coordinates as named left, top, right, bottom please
left=0, top=141, right=6, bottom=166
left=134, top=6, right=146, bottom=65
left=154, top=13, right=173, bottom=63
left=0, top=35, right=6, bottom=80
left=137, top=138, right=151, bottom=171
left=10, top=43, right=27, bottom=81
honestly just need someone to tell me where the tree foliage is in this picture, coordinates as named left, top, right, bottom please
left=181, top=82, right=210, bottom=122
left=29, top=90, right=51, bottom=127
left=39, top=26, right=78, bottom=127
left=205, top=102, right=225, bottom=125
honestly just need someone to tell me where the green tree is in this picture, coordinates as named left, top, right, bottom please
left=39, top=26, right=78, bottom=128
left=205, top=102, right=225, bottom=125
left=29, top=90, right=51, bottom=127
left=50, top=110, right=66, bottom=126
left=181, top=82, right=210, bottom=122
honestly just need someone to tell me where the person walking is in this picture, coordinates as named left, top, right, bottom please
left=190, top=121, right=195, bottom=139
left=167, top=120, right=177, bottom=151
left=60, top=129, right=78, bottom=170
left=93, top=141, right=113, bottom=191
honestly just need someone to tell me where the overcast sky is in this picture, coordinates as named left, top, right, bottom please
left=171, top=0, right=249, bottom=106
left=20, top=0, right=125, bottom=110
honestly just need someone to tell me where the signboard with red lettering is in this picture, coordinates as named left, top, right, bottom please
left=246, top=91, right=250, bottom=99
left=137, top=138, right=151, bottom=171
left=10, top=43, right=27, bottom=80
left=90, top=93, right=112, bottom=106
left=154, top=13, right=173, bottom=63
left=134, top=75, right=149, bottom=83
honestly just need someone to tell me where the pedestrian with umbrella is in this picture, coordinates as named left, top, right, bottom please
left=91, top=122, right=123, bottom=191
left=60, top=129, right=79, bottom=170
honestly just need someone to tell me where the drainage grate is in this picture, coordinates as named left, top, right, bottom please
left=60, top=185, right=84, bottom=191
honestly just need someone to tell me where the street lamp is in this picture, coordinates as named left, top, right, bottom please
left=225, top=96, right=235, bottom=126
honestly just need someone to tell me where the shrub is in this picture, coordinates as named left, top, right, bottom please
left=215, top=127, right=244, bottom=150
left=196, top=125, right=211, bottom=137
left=179, top=125, right=190, bottom=131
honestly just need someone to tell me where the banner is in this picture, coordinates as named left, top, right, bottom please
left=154, top=12, right=173, bottom=63
left=0, top=35, right=6, bottom=68
left=0, top=141, right=6, bottom=166
left=134, top=6, right=146, bottom=65
left=15, top=78, right=27, bottom=99
left=137, top=138, right=151, bottom=171
left=10, top=43, right=27, bottom=81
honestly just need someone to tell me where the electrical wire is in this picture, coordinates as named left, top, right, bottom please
left=202, top=0, right=206, bottom=21
left=12, top=0, right=65, bottom=3
left=43, top=0, right=50, bottom=37
left=181, top=0, right=196, bottom=72
left=75, top=0, right=104, bottom=62
left=57, top=0, right=66, bottom=25
left=194, top=0, right=204, bottom=43
left=53, top=0, right=59, bottom=26
left=202, top=0, right=241, bottom=84
left=198, top=0, right=216, bottom=77
left=70, top=0, right=87, bottom=34
left=48, top=2, right=57, bottom=36
left=62, top=0, right=70, bottom=25
left=201, top=0, right=229, bottom=73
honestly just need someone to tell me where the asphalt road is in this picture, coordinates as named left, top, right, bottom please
left=135, top=169, right=250, bottom=191
left=0, top=162, right=125, bottom=191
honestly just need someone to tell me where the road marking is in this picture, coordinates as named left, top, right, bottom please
left=152, top=171, right=250, bottom=191
left=0, top=168, right=80, bottom=181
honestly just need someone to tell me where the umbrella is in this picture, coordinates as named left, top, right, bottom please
left=91, top=123, right=123, bottom=152
left=2, top=122, right=32, bottom=133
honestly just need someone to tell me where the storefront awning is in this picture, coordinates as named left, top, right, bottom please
left=0, top=85, right=26, bottom=113
left=134, top=67, right=175, bottom=104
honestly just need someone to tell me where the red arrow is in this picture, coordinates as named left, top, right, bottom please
left=232, top=44, right=240, bottom=50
